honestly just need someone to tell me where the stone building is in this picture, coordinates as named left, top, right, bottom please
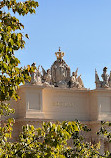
left=4, top=48, right=111, bottom=153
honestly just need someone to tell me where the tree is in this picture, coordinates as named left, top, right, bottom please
left=0, top=121, right=102, bottom=158
left=0, top=0, right=39, bottom=154
left=0, top=0, right=39, bottom=116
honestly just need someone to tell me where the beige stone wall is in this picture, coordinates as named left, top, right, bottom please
left=6, top=85, right=111, bottom=122
left=42, top=88, right=90, bottom=121
left=3, top=85, right=111, bottom=153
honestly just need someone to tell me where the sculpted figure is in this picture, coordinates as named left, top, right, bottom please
left=101, top=67, right=109, bottom=88
left=71, top=72, right=76, bottom=83
left=77, top=75, right=84, bottom=88
left=27, top=49, right=87, bottom=88
left=71, top=68, right=84, bottom=89
left=71, top=69, right=80, bottom=88
left=30, top=63, right=42, bottom=85
left=95, top=68, right=111, bottom=89
left=41, top=66, right=52, bottom=85
left=30, top=62, right=37, bottom=84
left=45, top=69, right=51, bottom=84
left=71, top=68, right=78, bottom=82
left=41, top=66, right=46, bottom=81
left=95, top=69, right=101, bottom=88
left=95, top=69, right=100, bottom=83
left=36, top=65, right=42, bottom=84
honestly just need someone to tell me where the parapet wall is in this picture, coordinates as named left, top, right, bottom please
left=8, top=85, right=111, bottom=122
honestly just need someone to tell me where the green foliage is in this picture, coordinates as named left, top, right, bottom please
left=0, top=0, right=39, bottom=156
left=0, top=0, right=39, bottom=115
left=0, top=121, right=102, bottom=158
left=0, top=118, right=14, bottom=142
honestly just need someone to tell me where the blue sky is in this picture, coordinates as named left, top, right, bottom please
left=15, top=0, right=111, bottom=89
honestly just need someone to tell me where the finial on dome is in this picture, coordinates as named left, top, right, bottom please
left=59, top=47, right=61, bottom=52
left=55, top=47, right=64, bottom=60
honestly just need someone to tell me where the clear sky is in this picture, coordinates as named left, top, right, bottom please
left=15, top=0, right=111, bottom=89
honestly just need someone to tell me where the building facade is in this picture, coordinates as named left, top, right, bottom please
left=4, top=48, right=111, bottom=152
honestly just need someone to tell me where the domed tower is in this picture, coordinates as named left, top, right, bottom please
left=51, top=47, right=70, bottom=86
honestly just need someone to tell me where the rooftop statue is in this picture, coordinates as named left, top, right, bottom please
left=30, top=62, right=37, bottom=84
left=25, top=62, right=42, bottom=85
left=95, top=69, right=101, bottom=88
left=51, top=47, right=70, bottom=87
left=95, top=67, right=111, bottom=89
left=77, top=75, right=84, bottom=88
left=41, top=67, right=52, bottom=86
left=71, top=69, right=84, bottom=88
left=101, top=67, right=109, bottom=88
left=71, top=69, right=79, bottom=88
left=25, top=48, right=85, bottom=89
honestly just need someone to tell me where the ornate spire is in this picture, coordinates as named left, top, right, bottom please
left=55, top=47, right=64, bottom=60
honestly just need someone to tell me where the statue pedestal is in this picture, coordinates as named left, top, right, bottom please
left=11, top=85, right=90, bottom=121
left=8, top=85, right=111, bottom=122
